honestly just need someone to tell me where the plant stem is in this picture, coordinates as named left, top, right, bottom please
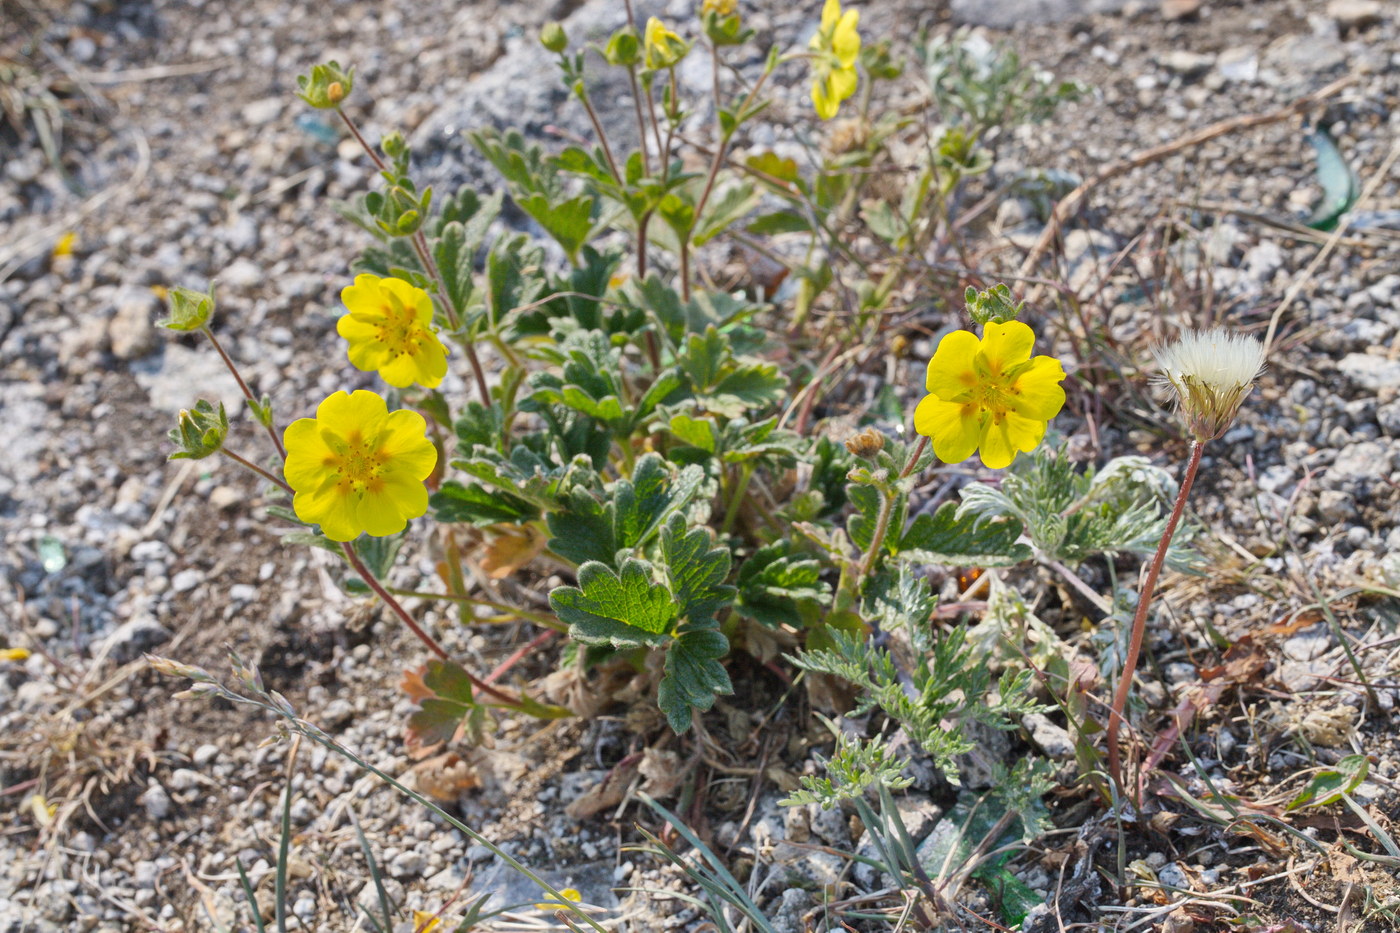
left=340, top=544, right=528, bottom=709
left=719, top=463, right=756, bottom=538
left=857, top=483, right=896, bottom=581
left=201, top=326, right=286, bottom=459
left=1106, top=439, right=1204, bottom=802
left=335, top=107, right=388, bottom=173
left=220, top=449, right=291, bottom=494
left=899, top=435, right=929, bottom=480
left=575, top=86, right=623, bottom=184
left=627, top=63, right=651, bottom=177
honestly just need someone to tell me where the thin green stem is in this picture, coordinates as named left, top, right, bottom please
left=575, top=85, right=622, bottom=184
left=201, top=326, right=285, bottom=459
left=1106, top=439, right=1204, bottom=803
left=220, top=449, right=291, bottom=494
left=857, top=484, right=896, bottom=581
left=627, top=63, right=651, bottom=177
left=719, top=463, right=756, bottom=538
left=899, top=435, right=929, bottom=480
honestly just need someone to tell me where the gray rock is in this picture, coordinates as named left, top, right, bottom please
left=1326, top=0, right=1384, bottom=32
left=1338, top=353, right=1400, bottom=392
left=241, top=98, right=284, bottom=127
left=137, top=782, right=172, bottom=821
left=97, top=618, right=172, bottom=663
left=387, top=849, right=426, bottom=879
left=1023, top=712, right=1076, bottom=759
left=1159, top=50, right=1215, bottom=78
left=771, top=888, right=815, bottom=933
left=1378, top=399, right=1400, bottom=436
left=949, top=0, right=1133, bottom=28
left=1282, top=624, right=1330, bottom=662
left=131, top=343, right=243, bottom=413
left=1316, top=489, right=1356, bottom=523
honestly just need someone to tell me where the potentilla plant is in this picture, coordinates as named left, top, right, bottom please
left=155, top=1, right=1125, bottom=819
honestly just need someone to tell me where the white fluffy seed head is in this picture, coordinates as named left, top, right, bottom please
left=1152, top=328, right=1265, bottom=441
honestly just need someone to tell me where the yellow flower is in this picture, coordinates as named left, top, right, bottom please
left=338, top=274, right=449, bottom=390
left=535, top=887, right=582, bottom=910
left=914, top=322, right=1065, bottom=470
left=644, top=18, right=689, bottom=70
left=411, top=911, right=441, bottom=933
left=808, top=0, right=860, bottom=120
left=0, top=647, right=30, bottom=662
left=702, top=0, right=736, bottom=14
left=52, top=232, right=77, bottom=258
left=283, top=390, right=437, bottom=542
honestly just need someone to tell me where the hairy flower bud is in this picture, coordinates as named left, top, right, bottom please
left=296, top=60, right=355, bottom=110
left=159, top=284, right=215, bottom=332
left=168, top=400, right=229, bottom=461
left=1152, top=329, right=1265, bottom=442
left=540, top=21, right=569, bottom=53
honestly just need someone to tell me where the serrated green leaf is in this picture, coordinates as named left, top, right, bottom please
left=432, top=480, right=538, bottom=525
left=736, top=541, right=829, bottom=627
left=433, top=221, right=476, bottom=319
left=897, top=501, right=1031, bottom=566
left=746, top=210, right=810, bottom=236
left=658, top=617, right=732, bottom=731
left=846, top=484, right=883, bottom=552
left=668, top=413, right=719, bottom=453
left=550, top=558, right=677, bottom=647
left=679, top=326, right=729, bottom=391
left=660, top=515, right=734, bottom=619
left=517, top=193, right=595, bottom=263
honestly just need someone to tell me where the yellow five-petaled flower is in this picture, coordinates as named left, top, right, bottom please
left=808, top=0, right=860, bottom=120
left=283, top=390, right=438, bottom=542
left=338, top=274, right=449, bottom=389
left=914, top=321, right=1066, bottom=470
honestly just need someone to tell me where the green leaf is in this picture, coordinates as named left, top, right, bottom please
left=897, top=502, right=1031, bottom=566
left=678, top=326, right=729, bottom=391
left=668, top=413, right=720, bottom=453
left=354, top=530, right=405, bottom=581
left=658, top=617, right=732, bottom=732
left=550, top=558, right=677, bottom=648
left=1306, top=128, right=1359, bottom=232
left=433, top=221, right=476, bottom=319
left=746, top=210, right=810, bottom=236
left=517, top=192, right=595, bottom=263
left=485, top=234, right=548, bottom=330
left=660, top=515, right=735, bottom=619
left=846, top=484, right=883, bottom=552
left=693, top=181, right=760, bottom=246
left=405, top=659, right=480, bottom=748
left=1286, top=754, right=1369, bottom=811
left=431, top=481, right=537, bottom=525
left=710, top=361, right=787, bottom=410
left=736, top=541, right=829, bottom=627
left=546, top=454, right=705, bottom=567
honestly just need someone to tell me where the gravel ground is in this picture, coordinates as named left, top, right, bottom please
left=2, top=0, right=1399, bottom=930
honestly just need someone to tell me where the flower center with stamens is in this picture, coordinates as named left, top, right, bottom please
left=375, top=303, right=421, bottom=359
left=325, top=431, right=388, bottom=497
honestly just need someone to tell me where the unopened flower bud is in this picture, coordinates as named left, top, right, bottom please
left=540, top=21, right=568, bottom=53
left=1152, top=329, right=1265, bottom=442
left=159, top=284, right=215, bottom=332
left=168, top=399, right=228, bottom=460
left=380, top=131, right=407, bottom=161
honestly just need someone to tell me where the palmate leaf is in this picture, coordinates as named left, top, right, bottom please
left=431, top=480, right=537, bottom=525
left=549, top=558, right=676, bottom=648
left=897, top=501, right=1031, bottom=567
left=660, top=514, right=734, bottom=619
left=658, top=617, right=732, bottom=732
left=736, top=541, right=829, bottom=627
left=547, top=453, right=705, bottom=567
left=516, top=193, right=595, bottom=263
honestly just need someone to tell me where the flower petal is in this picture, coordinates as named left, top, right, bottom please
left=820, top=0, right=841, bottom=33
left=978, top=410, right=1045, bottom=470
left=378, top=353, right=419, bottom=389
left=412, top=340, right=449, bottom=389
left=341, top=274, right=385, bottom=315
left=832, top=10, right=860, bottom=67
left=1008, top=355, right=1067, bottom=421
left=978, top=320, right=1035, bottom=376
left=915, top=395, right=981, bottom=465
left=316, top=390, right=389, bottom=435
left=811, top=80, right=838, bottom=120
left=826, top=65, right=857, bottom=106
left=925, top=329, right=980, bottom=399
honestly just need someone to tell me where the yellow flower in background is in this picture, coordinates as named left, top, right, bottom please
left=808, top=0, right=860, bottom=120
left=283, top=390, right=437, bottom=542
left=644, top=17, right=689, bottom=69
left=410, top=911, right=441, bottom=933
left=702, top=0, right=736, bottom=15
left=0, top=647, right=30, bottom=662
left=52, top=231, right=77, bottom=258
left=338, top=274, right=449, bottom=390
left=535, top=887, right=583, bottom=910
left=914, top=321, right=1065, bottom=470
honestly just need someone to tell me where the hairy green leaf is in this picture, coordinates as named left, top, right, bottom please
left=550, top=559, right=677, bottom=648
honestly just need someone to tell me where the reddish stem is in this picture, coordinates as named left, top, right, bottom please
left=1106, top=439, right=1203, bottom=802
